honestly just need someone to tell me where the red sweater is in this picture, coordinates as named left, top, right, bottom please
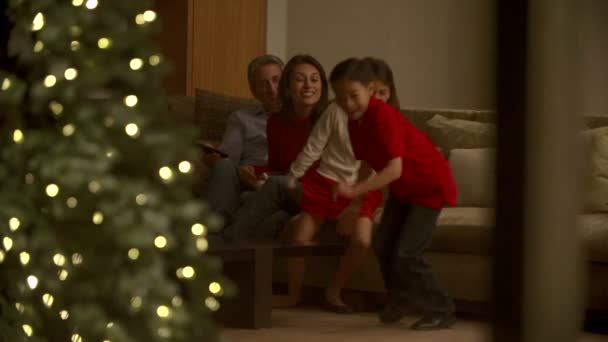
left=255, top=113, right=313, bottom=175
left=348, top=97, right=457, bottom=208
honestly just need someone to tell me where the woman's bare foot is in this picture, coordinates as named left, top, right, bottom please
left=272, top=295, right=299, bottom=308
left=323, top=288, right=353, bottom=313
left=324, top=288, right=346, bottom=307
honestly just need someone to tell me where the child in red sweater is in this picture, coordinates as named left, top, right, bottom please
left=330, top=58, right=457, bottom=330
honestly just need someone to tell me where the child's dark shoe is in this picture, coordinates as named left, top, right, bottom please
left=379, top=300, right=415, bottom=324
left=322, top=297, right=354, bottom=314
left=410, top=313, right=456, bottom=330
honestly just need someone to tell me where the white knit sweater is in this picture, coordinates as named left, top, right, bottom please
left=289, top=102, right=361, bottom=183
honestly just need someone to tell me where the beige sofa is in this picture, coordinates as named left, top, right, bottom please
left=166, top=91, right=608, bottom=312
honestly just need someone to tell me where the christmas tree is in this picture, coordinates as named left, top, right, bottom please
left=0, top=0, right=232, bottom=341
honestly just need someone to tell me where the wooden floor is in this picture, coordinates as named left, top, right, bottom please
left=222, top=307, right=607, bottom=342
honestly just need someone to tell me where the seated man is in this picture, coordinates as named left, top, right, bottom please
left=203, top=54, right=284, bottom=224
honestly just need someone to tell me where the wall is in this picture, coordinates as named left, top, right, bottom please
left=266, top=0, right=288, bottom=62
left=273, top=0, right=607, bottom=113
left=283, top=0, right=496, bottom=110
left=580, top=0, right=608, bottom=115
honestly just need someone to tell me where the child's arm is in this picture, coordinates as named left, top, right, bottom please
left=288, top=103, right=336, bottom=179
left=333, top=157, right=401, bottom=199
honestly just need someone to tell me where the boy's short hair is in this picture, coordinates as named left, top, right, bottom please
left=329, top=58, right=376, bottom=85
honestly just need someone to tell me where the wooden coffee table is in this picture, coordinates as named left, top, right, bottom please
left=208, top=241, right=345, bottom=329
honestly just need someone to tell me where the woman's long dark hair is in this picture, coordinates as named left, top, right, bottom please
left=277, top=54, right=329, bottom=124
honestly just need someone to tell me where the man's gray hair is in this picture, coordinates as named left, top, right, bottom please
left=247, top=54, right=284, bottom=89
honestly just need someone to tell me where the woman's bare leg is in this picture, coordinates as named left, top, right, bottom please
left=325, top=215, right=374, bottom=307
left=272, top=212, right=324, bottom=307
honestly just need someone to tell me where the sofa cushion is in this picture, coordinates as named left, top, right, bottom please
left=582, top=127, right=608, bottom=213
left=401, top=109, right=496, bottom=134
left=194, top=88, right=259, bottom=142
left=579, top=214, right=608, bottom=263
left=429, top=207, right=494, bottom=255
left=425, top=114, right=496, bottom=152
left=584, top=114, right=608, bottom=129
left=449, top=148, right=496, bottom=207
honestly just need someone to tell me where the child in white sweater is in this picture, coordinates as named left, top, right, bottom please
left=273, top=58, right=400, bottom=312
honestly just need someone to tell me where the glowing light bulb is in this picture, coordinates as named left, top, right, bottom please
left=124, top=95, right=138, bottom=107
left=135, top=194, right=147, bottom=205
left=130, top=296, right=142, bottom=308
left=42, top=293, right=54, bottom=307
left=191, top=223, right=206, bottom=236
left=85, top=0, right=98, bottom=9
left=209, top=282, right=222, bottom=295
left=71, top=253, right=83, bottom=265
left=205, top=297, right=220, bottom=311
left=66, top=197, right=78, bottom=208
left=156, top=305, right=170, bottom=318
left=182, top=266, right=195, bottom=279
left=64, top=68, right=78, bottom=80
left=3, top=237, right=14, bottom=251
left=49, top=101, right=63, bottom=115
left=135, top=14, right=146, bottom=25
left=127, top=248, right=139, bottom=260
left=0, top=250, right=5, bottom=263
left=2, top=78, right=11, bottom=90
left=143, top=10, right=157, bottom=22
left=20, top=252, right=30, bottom=265
left=15, top=302, right=24, bottom=313
left=93, top=211, right=103, bottom=225
left=46, top=184, right=59, bottom=197
left=98, top=37, right=111, bottom=49
left=129, top=58, right=144, bottom=70
left=59, top=310, right=69, bottom=320
left=22, top=324, right=33, bottom=337
left=27, top=275, right=39, bottom=289
left=32, top=12, right=44, bottom=31
left=62, top=124, right=76, bottom=137
left=9, top=217, right=21, bottom=231
left=71, top=333, right=83, bottom=342
left=70, top=41, right=80, bottom=51
left=13, top=129, right=24, bottom=144
left=149, top=55, right=161, bottom=66
left=154, top=236, right=167, bottom=249
left=72, top=0, right=84, bottom=6
left=158, top=167, right=173, bottom=181
left=172, top=296, right=183, bottom=307
left=44, top=75, right=57, bottom=87
left=53, top=253, right=66, bottom=266
left=178, top=161, right=192, bottom=173
left=33, top=41, right=44, bottom=53
left=58, top=269, right=69, bottom=281
left=196, top=238, right=208, bottom=252
left=88, top=181, right=101, bottom=193
left=125, top=123, right=139, bottom=137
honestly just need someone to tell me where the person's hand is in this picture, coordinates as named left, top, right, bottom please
left=203, top=152, right=223, bottom=166
left=201, top=141, right=224, bottom=166
left=286, top=174, right=297, bottom=189
left=332, top=182, right=357, bottom=201
left=239, top=165, right=259, bottom=190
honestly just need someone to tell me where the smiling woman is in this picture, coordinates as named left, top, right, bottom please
left=266, top=54, right=329, bottom=173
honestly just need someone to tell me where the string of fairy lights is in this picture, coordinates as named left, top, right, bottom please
left=0, top=0, right=225, bottom=340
